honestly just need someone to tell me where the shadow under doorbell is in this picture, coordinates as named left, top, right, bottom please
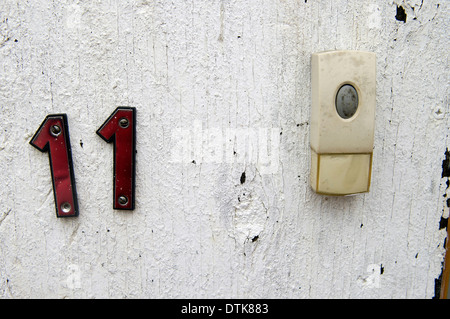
left=310, top=50, right=376, bottom=195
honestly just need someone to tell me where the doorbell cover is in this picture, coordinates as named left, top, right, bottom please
left=310, top=50, right=376, bottom=195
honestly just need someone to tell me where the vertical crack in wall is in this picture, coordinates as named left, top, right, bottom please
left=0, top=209, right=11, bottom=227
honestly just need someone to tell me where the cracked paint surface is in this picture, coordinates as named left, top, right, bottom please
left=0, top=0, right=448, bottom=298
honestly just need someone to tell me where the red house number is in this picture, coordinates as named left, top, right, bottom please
left=30, top=114, right=79, bottom=217
left=97, top=107, right=136, bottom=210
left=30, top=107, right=137, bottom=217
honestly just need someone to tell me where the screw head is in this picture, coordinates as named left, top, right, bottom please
left=336, top=84, right=359, bottom=119
left=119, top=118, right=129, bottom=128
left=118, top=195, right=128, bottom=206
left=61, top=202, right=71, bottom=213
left=50, top=125, right=62, bottom=137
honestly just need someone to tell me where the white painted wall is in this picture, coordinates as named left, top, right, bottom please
left=0, top=0, right=448, bottom=299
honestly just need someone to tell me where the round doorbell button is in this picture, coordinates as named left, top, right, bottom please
left=336, top=84, right=359, bottom=119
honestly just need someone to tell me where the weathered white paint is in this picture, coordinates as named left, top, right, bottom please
left=0, top=0, right=448, bottom=298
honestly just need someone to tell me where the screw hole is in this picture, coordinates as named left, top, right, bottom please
left=119, top=118, right=129, bottom=128
left=61, top=202, right=71, bottom=213
left=118, top=195, right=128, bottom=206
left=50, top=125, right=62, bottom=137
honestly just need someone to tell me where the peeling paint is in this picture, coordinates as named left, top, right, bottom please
left=395, top=5, right=407, bottom=22
left=0, top=0, right=448, bottom=299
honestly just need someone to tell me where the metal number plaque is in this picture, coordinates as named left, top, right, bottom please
left=29, top=114, right=79, bottom=217
left=97, top=107, right=136, bottom=210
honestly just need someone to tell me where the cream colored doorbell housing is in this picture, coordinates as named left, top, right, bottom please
left=310, top=50, right=376, bottom=195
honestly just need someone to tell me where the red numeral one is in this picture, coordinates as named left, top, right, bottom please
left=29, top=114, right=79, bottom=217
left=97, top=107, right=136, bottom=210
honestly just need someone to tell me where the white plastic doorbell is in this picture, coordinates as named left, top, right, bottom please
left=310, top=50, right=376, bottom=195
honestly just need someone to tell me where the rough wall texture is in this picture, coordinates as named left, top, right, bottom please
left=0, top=0, right=448, bottom=298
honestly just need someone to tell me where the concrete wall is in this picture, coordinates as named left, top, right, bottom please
left=0, top=0, right=448, bottom=298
